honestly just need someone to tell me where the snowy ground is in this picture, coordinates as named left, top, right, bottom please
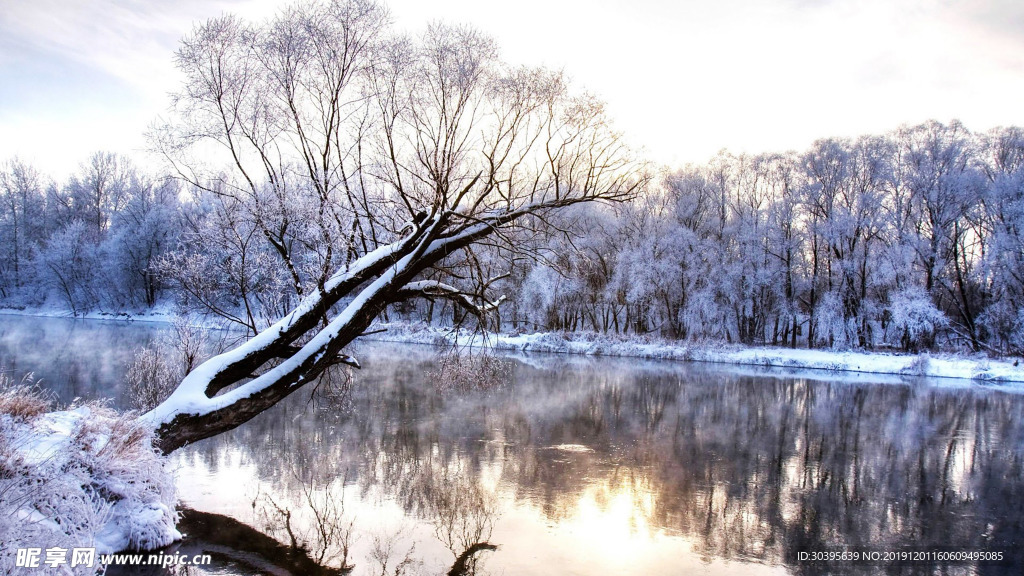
left=0, top=397, right=179, bottom=573
left=0, top=303, right=183, bottom=325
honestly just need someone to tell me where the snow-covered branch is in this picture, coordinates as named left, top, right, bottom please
left=396, top=280, right=506, bottom=318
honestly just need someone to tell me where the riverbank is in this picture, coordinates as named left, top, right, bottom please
left=0, top=304, right=183, bottom=326
left=0, top=384, right=179, bottom=573
left=4, top=307, right=1024, bottom=384
left=363, top=322, right=1024, bottom=384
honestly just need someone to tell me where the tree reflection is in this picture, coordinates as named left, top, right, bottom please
left=253, top=472, right=355, bottom=571
left=182, top=344, right=1024, bottom=574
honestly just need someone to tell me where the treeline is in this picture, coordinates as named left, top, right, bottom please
left=506, top=120, right=1024, bottom=354
left=0, top=153, right=179, bottom=314
left=2, top=120, right=1023, bottom=354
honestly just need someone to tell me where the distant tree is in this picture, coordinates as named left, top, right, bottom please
left=977, top=127, right=1024, bottom=353
left=34, top=221, right=98, bottom=314
left=68, top=152, right=133, bottom=239
left=665, top=165, right=730, bottom=341
left=104, top=176, right=182, bottom=307
left=0, top=160, right=46, bottom=296
left=802, top=137, right=892, bottom=348
left=894, top=121, right=984, bottom=349
left=160, top=184, right=293, bottom=332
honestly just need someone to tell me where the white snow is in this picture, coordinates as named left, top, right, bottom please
left=141, top=244, right=415, bottom=428
left=1, top=402, right=180, bottom=572
left=363, top=322, right=1024, bottom=384
left=0, top=301, right=183, bottom=325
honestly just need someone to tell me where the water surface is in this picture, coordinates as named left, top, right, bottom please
left=2, top=314, right=1022, bottom=575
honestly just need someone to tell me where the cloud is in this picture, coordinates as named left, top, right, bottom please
left=0, top=0, right=286, bottom=98
left=2, top=0, right=1024, bottom=176
left=0, top=0, right=285, bottom=176
left=945, top=0, right=1024, bottom=43
left=2, top=0, right=209, bottom=100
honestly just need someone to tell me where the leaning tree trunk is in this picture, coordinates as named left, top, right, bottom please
left=140, top=192, right=636, bottom=453
left=142, top=2, right=644, bottom=453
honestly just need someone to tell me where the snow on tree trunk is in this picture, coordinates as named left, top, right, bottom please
left=140, top=1, right=644, bottom=453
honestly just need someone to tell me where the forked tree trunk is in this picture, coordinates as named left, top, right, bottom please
left=142, top=196, right=638, bottom=453
left=143, top=1, right=643, bottom=453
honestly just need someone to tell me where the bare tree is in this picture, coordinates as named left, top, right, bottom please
left=68, top=152, right=133, bottom=240
left=893, top=121, right=985, bottom=349
left=142, top=0, right=644, bottom=452
left=0, top=160, right=46, bottom=294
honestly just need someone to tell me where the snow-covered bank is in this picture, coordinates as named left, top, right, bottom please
left=0, top=304, right=180, bottom=325
left=0, top=386, right=179, bottom=574
left=364, top=322, right=1024, bottom=384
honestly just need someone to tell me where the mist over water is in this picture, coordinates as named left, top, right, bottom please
left=0, top=314, right=168, bottom=406
left=3, top=314, right=1023, bottom=575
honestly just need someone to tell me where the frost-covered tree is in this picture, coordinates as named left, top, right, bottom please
left=884, top=286, right=948, bottom=351
left=142, top=0, right=644, bottom=452
left=664, top=164, right=730, bottom=340
left=613, top=193, right=689, bottom=336
left=893, top=121, right=984, bottom=348
left=103, top=176, right=181, bottom=307
left=67, top=152, right=133, bottom=240
left=34, top=221, right=99, bottom=314
left=0, top=160, right=47, bottom=297
left=801, top=137, right=892, bottom=347
left=161, top=183, right=297, bottom=332
left=977, top=127, right=1024, bottom=353
left=761, top=153, right=804, bottom=347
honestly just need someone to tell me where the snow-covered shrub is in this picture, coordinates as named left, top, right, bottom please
left=885, top=287, right=948, bottom=351
left=125, top=347, right=178, bottom=412
left=519, top=265, right=563, bottom=330
left=0, top=374, right=50, bottom=421
left=1008, top=309, right=1024, bottom=355
left=978, top=298, right=1024, bottom=355
left=126, top=316, right=212, bottom=411
left=1, top=380, right=179, bottom=574
left=681, top=289, right=729, bottom=342
left=904, top=352, right=931, bottom=376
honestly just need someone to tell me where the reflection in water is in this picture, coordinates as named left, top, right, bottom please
left=3, top=315, right=1023, bottom=574
left=252, top=472, right=356, bottom=571
left=179, top=345, right=1024, bottom=575
left=106, top=508, right=348, bottom=576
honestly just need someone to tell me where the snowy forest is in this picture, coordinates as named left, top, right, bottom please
left=1, top=0, right=1023, bottom=358
left=3, top=120, right=1024, bottom=355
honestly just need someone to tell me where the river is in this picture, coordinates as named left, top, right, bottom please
left=2, top=314, right=1022, bottom=575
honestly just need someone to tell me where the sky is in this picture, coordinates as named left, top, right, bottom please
left=2, top=0, right=1024, bottom=180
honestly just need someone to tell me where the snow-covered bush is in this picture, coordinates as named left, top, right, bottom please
left=681, top=289, right=729, bottom=342
left=885, top=287, right=948, bottom=351
left=520, top=265, right=572, bottom=331
left=126, top=316, right=213, bottom=411
left=978, top=297, right=1024, bottom=355
left=125, top=347, right=179, bottom=412
left=1, top=379, right=179, bottom=574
